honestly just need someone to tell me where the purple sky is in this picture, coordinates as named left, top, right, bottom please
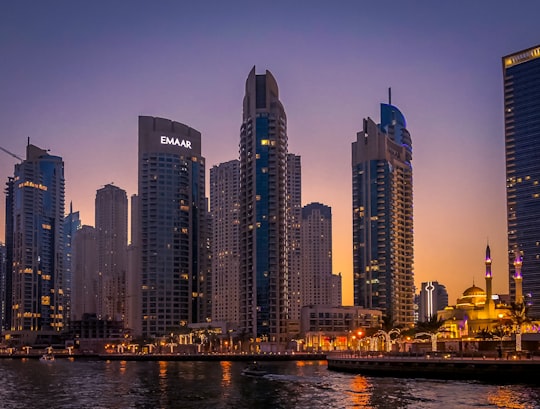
left=1, top=1, right=539, bottom=305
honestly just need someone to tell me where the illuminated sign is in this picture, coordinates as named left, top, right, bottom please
left=160, top=136, right=192, bottom=149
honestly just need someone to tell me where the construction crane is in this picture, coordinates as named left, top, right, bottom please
left=0, top=146, right=23, bottom=162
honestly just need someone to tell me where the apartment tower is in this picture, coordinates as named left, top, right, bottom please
left=138, top=116, right=208, bottom=337
left=210, top=160, right=240, bottom=325
left=239, top=67, right=289, bottom=344
left=503, top=45, right=540, bottom=317
left=95, top=184, right=128, bottom=321
left=352, top=101, right=414, bottom=327
left=7, top=144, right=66, bottom=343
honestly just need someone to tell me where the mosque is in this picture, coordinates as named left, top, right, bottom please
left=437, top=245, right=532, bottom=339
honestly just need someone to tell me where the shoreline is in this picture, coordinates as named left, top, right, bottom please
left=0, top=352, right=327, bottom=362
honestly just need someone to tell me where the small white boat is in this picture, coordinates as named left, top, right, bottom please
left=39, top=353, right=55, bottom=362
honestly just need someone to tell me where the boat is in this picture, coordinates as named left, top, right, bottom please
left=39, top=353, right=55, bottom=362
left=241, top=362, right=267, bottom=377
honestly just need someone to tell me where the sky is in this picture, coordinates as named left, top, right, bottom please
left=1, top=1, right=539, bottom=306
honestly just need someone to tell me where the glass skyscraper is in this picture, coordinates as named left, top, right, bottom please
left=239, top=67, right=289, bottom=345
left=6, top=144, right=66, bottom=344
left=137, top=116, right=208, bottom=337
left=503, top=45, right=540, bottom=317
left=352, top=103, right=414, bottom=327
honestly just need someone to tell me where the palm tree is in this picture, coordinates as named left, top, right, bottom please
left=509, top=301, right=531, bottom=352
left=415, top=316, right=446, bottom=352
left=416, top=315, right=446, bottom=334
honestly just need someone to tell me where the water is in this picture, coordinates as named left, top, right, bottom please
left=0, top=359, right=539, bottom=408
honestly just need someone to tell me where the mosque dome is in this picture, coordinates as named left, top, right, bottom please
left=456, top=285, right=486, bottom=307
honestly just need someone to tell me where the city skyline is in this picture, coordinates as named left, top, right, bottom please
left=1, top=2, right=540, bottom=305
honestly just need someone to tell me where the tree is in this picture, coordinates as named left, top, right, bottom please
left=416, top=315, right=446, bottom=334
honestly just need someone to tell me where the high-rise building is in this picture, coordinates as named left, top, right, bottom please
left=417, top=281, right=448, bottom=322
left=95, top=184, right=128, bottom=321
left=2, top=177, right=14, bottom=332
left=71, top=225, right=98, bottom=321
left=287, top=154, right=302, bottom=321
left=0, top=243, right=6, bottom=333
left=301, top=202, right=334, bottom=306
left=125, top=194, right=141, bottom=336
left=210, top=160, right=240, bottom=325
left=330, top=273, right=342, bottom=306
left=63, top=203, right=81, bottom=326
left=352, top=102, right=414, bottom=327
left=138, top=116, right=208, bottom=338
left=7, top=144, right=66, bottom=343
left=503, top=45, right=540, bottom=317
left=239, top=67, right=289, bottom=344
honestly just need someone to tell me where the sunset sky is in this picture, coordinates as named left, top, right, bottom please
left=1, top=1, right=540, bottom=305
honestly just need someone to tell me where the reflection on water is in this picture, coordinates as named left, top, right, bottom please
left=0, top=359, right=539, bottom=408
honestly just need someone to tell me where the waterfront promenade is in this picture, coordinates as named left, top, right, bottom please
left=0, top=350, right=327, bottom=362
left=326, top=351, right=540, bottom=383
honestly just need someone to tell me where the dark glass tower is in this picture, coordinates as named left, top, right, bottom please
left=503, top=45, right=540, bottom=317
left=239, top=67, right=288, bottom=345
left=138, top=116, right=208, bottom=337
left=8, top=144, right=66, bottom=342
left=352, top=103, right=414, bottom=327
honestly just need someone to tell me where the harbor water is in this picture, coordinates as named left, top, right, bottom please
left=0, top=359, right=539, bottom=408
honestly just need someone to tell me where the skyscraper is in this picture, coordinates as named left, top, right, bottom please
left=239, top=67, right=289, bottom=345
left=0, top=243, right=6, bottom=333
left=63, top=203, right=80, bottom=326
left=352, top=102, right=414, bottom=327
left=138, top=116, right=208, bottom=337
left=71, top=225, right=98, bottom=321
left=503, top=45, right=540, bottom=317
left=287, top=154, right=302, bottom=321
left=301, top=202, right=334, bottom=307
left=417, top=281, right=448, bottom=322
left=7, top=144, right=65, bottom=344
left=2, top=177, right=14, bottom=333
left=210, top=160, right=240, bottom=325
left=95, top=184, right=128, bottom=321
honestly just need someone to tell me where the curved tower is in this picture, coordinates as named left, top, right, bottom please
left=352, top=102, right=414, bottom=327
left=239, top=67, right=288, bottom=344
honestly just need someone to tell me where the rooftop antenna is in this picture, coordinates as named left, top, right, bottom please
left=388, top=87, right=392, bottom=105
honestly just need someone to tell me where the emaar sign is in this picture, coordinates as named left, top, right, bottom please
left=160, top=136, right=192, bottom=149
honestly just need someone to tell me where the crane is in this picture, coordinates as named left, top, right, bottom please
left=0, top=146, right=23, bottom=162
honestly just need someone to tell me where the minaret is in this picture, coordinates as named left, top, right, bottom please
left=484, top=244, right=494, bottom=315
left=513, top=251, right=524, bottom=305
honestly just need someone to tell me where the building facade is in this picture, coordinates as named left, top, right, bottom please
left=95, top=184, right=128, bottom=321
left=138, top=116, right=209, bottom=338
left=63, top=204, right=80, bottom=326
left=0, top=243, right=6, bottom=333
left=352, top=103, right=414, bottom=327
left=287, top=154, right=302, bottom=321
left=6, top=144, right=66, bottom=344
left=301, top=202, right=335, bottom=306
left=239, top=67, right=289, bottom=344
left=300, top=305, right=382, bottom=351
left=503, top=45, right=540, bottom=317
left=417, top=281, right=448, bottom=322
left=210, top=160, right=240, bottom=325
left=71, top=225, right=98, bottom=321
